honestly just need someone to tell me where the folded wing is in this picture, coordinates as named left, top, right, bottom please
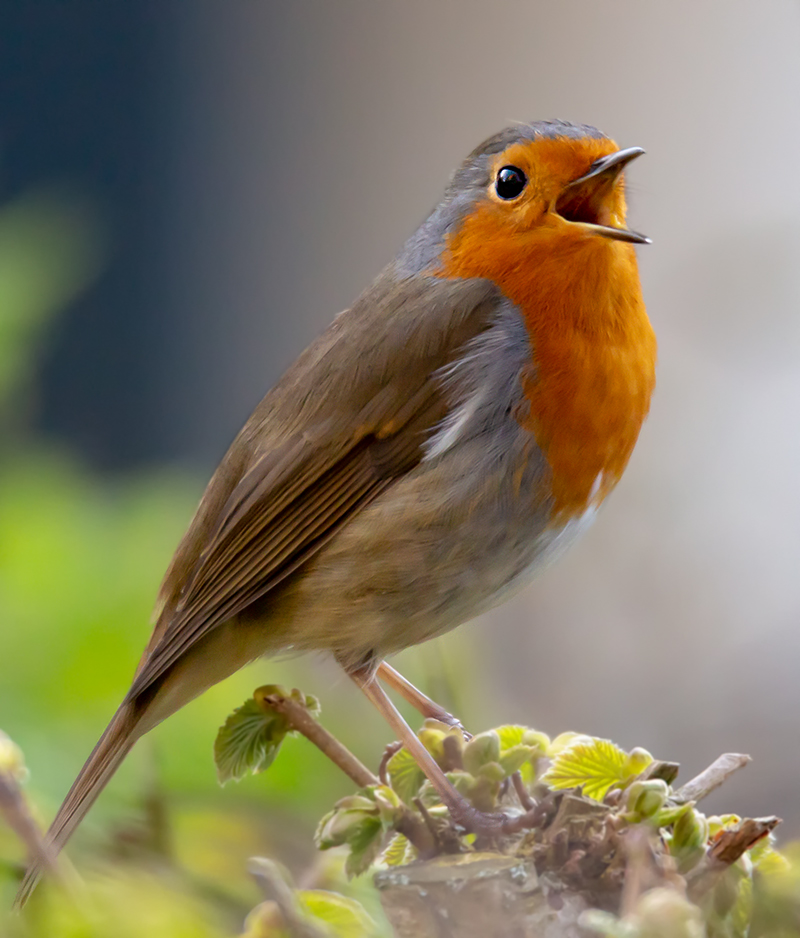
left=131, top=270, right=501, bottom=698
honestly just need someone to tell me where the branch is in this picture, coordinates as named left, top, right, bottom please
left=262, top=691, right=378, bottom=789
left=673, top=753, right=751, bottom=805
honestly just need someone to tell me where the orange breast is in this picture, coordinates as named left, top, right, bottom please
left=436, top=203, right=656, bottom=519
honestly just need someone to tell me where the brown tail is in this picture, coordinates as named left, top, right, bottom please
left=14, top=700, right=143, bottom=908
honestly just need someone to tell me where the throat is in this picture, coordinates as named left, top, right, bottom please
left=437, top=226, right=656, bottom=519
left=515, top=244, right=656, bottom=517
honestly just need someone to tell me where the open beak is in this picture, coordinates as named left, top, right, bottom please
left=555, top=147, right=650, bottom=245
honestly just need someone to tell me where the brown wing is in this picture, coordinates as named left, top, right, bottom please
left=128, top=269, right=501, bottom=699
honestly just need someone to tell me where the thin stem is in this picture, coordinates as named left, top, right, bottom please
left=414, top=797, right=441, bottom=851
left=0, top=774, right=63, bottom=882
left=262, top=693, right=378, bottom=789
left=379, top=741, right=403, bottom=786
left=511, top=771, right=535, bottom=811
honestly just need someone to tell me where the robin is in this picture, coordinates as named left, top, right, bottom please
left=17, top=120, right=656, bottom=902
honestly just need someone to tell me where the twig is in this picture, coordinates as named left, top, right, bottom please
left=639, top=760, right=680, bottom=786
left=500, top=790, right=562, bottom=835
left=511, top=771, right=535, bottom=811
left=248, top=858, right=328, bottom=938
left=262, top=692, right=378, bottom=789
left=708, top=816, right=780, bottom=864
left=378, top=741, right=403, bottom=786
left=396, top=806, right=438, bottom=858
left=672, top=753, right=751, bottom=805
left=0, top=773, right=63, bottom=883
left=262, top=690, right=436, bottom=856
left=686, top=816, right=780, bottom=901
left=414, top=797, right=442, bottom=851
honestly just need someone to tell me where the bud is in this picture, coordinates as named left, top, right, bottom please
left=625, top=747, right=654, bottom=778
left=373, top=785, right=403, bottom=825
left=315, top=797, right=378, bottom=848
left=332, top=794, right=376, bottom=812
left=477, top=761, right=506, bottom=783
left=253, top=684, right=288, bottom=705
left=0, top=732, right=27, bottom=784
left=672, top=807, right=709, bottom=853
left=626, top=779, right=669, bottom=819
left=448, top=770, right=475, bottom=798
left=465, top=774, right=500, bottom=813
left=299, top=692, right=321, bottom=716
left=422, top=718, right=453, bottom=734
left=463, top=731, right=501, bottom=775
left=520, top=729, right=550, bottom=755
left=707, top=813, right=741, bottom=838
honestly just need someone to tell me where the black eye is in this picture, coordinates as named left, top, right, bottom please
left=495, top=165, right=527, bottom=200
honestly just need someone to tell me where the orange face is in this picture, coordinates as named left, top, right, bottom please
left=483, top=137, right=630, bottom=236
left=436, top=135, right=657, bottom=520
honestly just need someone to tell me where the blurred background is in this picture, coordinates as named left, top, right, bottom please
left=2, top=0, right=800, bottom=933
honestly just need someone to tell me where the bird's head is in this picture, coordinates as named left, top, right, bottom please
left=400, top=120, right=648, bottom=277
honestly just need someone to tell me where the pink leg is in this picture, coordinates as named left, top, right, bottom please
left=376, top=661, right=466, bottom=732
left=348, top=666, right=504, bottom=833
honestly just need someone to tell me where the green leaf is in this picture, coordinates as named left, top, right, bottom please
left=387, top=746, right=425, bottom=805
left=495, top=726, right=549, bottom=784
left=499, top=744, right=535, bottom=777
left=749, top=838, right=790, bottom=874
left=314, top=788, right=391, bottom=877
left=548, top=732, right=592, bottom=756
left=213, top=697, right=289, bottom=784
left=542, top=736, right=629, bottom=800
left=382, top=833, right=415, bottom=867
left=315, top=791, right=381, bottom=849
left=496, top=725, right=529, bottom=750
left=344, top=816, right=384, bottom=878
left=297, top=890, right=377, bottom=938
left=373, top=785, right=403, bottom=827
left=728, top=868, right=754, bottom=938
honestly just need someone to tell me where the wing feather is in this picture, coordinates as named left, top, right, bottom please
left=130, top=271, right=501, bottom=698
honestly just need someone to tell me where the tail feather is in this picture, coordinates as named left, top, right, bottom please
left=14, top=701, right=142, bottom=908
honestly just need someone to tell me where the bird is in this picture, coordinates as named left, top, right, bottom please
left=17, top=119, right=656, bottom=904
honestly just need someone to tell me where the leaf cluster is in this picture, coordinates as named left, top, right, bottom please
left=215, top=690, right=799, bottom=938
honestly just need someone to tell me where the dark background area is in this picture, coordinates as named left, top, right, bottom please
left=1, top=3, right=167, bottom=466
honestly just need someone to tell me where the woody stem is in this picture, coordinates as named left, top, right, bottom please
left=262, top=692, right=377, bottom=788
